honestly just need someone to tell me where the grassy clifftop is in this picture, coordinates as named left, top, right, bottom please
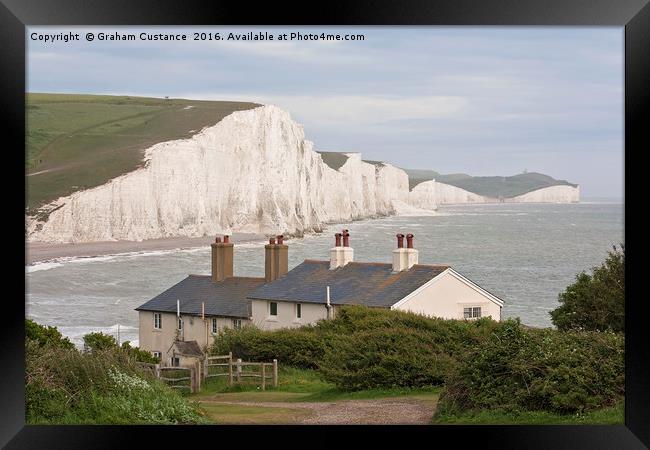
left=26, top=93, right=259, bottom=213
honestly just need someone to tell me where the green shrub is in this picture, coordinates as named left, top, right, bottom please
left=83, top=332, right=118, bottom=351
left=25, top=318, right=74, bottom=350
left=209, top=305, right=500, bottom=389
left=211, top=326, right=326, bottom=369
left=550, top=244, right=624, bottom=332
left=438, top=319, right=624, bottom=414
left=26, top=323, right=204, bottom=424
left=318, top=328, right=457, bottom=390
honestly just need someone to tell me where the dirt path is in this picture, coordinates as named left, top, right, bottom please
left=200, top=396, right=437, bottom=425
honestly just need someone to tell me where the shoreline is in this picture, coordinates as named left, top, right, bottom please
left=26, top=233, right=266, bottom=265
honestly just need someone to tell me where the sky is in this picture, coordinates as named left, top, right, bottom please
left=27, top=26, right=623, bottom=198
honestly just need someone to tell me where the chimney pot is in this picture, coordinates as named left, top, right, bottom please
left=269, top=237, right=276, bottom=245
left=406, top=234, right=414, bottom=249
left=215, top=236, right=222, bottom=243
left=223, top=235, right=230, bottom=244
left=396, top=233, right=405, bottom=248
left=276, top=234, right=284, bottom=245
left=335, top=233, right=342, bottom=247
left=342, top=231, right=350, bottom=248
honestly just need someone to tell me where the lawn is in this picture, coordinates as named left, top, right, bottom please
left=26, top=93, right=259, bottom=213
left=432, top=399, right=624, bottom=425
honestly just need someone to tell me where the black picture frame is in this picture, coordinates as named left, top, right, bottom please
left=3, top=0, right=648, bottom=448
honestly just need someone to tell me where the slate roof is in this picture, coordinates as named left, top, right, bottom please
left=172, top=340, right=204, bottom=357
left=248, top=260, right=449, bottom=308
left=136, top=275, right=264, bottom=318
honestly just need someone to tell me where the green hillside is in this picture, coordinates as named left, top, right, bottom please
left=403, top=168, right=577, bottom=198
left=317, top=151, right=350, bottom=171
left=26, top=93, right=259, bottom=213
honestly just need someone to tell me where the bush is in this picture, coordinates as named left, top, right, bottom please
left=550, top=244, right=624, bottom=332
left=26, top=319, right=74, bottom=350
left=26, top=320, right=203, bottom=424
left=209, top=305, right=501, bottom=388
left=83, top=332, right=118, bottom=351
left=318, top=328, right=457, bottom=390
left=438, top=319, right=624, bottom=414
left=211, top=326, right=326, bottom=369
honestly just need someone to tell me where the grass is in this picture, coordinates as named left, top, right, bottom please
left=26, top=93, right=259, bottom=213
left=432, top=400, right=624, bottom=425
left=192, top=366, right=621, bottom=425
left=199, top=403, right=309, bottom=425
left=192, top=367, right=441, bottom=424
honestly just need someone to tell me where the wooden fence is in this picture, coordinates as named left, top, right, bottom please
left=204, top=353, right=278, bottom=390
left=136, top=355, right=277, bottom=393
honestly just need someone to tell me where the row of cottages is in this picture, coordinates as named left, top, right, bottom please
left=136, top=232, right=504, bottom=366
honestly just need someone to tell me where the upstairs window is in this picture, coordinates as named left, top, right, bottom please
left=463, top=307, right=482, bottom=319
left=154, top=313, right=162, bottom=329
left=233, top=319, right=242, bottom=330
left=211, top=318, right=218, bottom=334
left=152, top=351, right=161, bottom=360
left=269, top=301, right=278, bottom=317
left=296, top=303, right=302, bottom=319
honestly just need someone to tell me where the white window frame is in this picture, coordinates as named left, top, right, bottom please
left=463, top=306, right=482, bottom=319
left=211, top=317, right=218, bottom=334
left=171, top=356, right=180, bottom=367
left=154, top=313, right=162, bottom=329
left=152, top=351, right=161, bottom=359
left=269, top=301, right=278, bottom=317
left=232, top=318, right=242, bottom=330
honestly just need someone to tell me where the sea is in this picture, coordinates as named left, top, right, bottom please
left=25, top=200, right=624, bottom=347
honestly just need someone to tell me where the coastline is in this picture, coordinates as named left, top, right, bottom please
left=26, top=233, right=266, bottom=265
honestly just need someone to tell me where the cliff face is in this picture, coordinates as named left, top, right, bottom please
left=26, top=105, right=580, bottom=243
left=27, top=106, right=412, bottom=243
left=504, top=185, right=580, bottom=203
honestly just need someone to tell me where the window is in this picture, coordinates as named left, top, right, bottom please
left=233, top=319, right=242, bottom=329
left=463, top=307, right=482, bottom=319
left=154, top=313, right=162, bottom=329
left=296, top=303, right=302, bottom=319
left=171, top=357, right=180, bottom=367
left=178, top=317, right=183, bottom=330
left=211, top=318, right=218, bottom=334
left=152, top=351, right=161, bottom=360
left=269, top=301, right=278, bottom=316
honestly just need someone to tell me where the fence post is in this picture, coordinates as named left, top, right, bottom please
left=203, top=358, right=208, bottom=380
left=155, top=363, right=161, bottom=379
left=196, top=360, right=201, bottom=392
left=236, top=358, right=242, bottom=383
left=273, top=359, right=278, bottom=388
left=190, top=366, right=196, bottom=393
left=228, top=353, right=233, bottom=386
left=261, top=363, right=266, bottom=391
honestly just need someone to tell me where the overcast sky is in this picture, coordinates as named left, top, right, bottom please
left=27, top=26, right=623, bottom=198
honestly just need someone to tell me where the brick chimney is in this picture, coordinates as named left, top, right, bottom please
left=211, top=235, right=234, bottom=282
left=330, top=229, right=354, bottom=270
left=265, top=234, right=288, bottom=282
left=392, top=233, right=418, bottom=272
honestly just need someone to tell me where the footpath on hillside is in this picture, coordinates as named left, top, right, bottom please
left=195, top=391, right=438, bottom=425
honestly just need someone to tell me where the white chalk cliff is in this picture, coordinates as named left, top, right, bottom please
left=26, top=105, right=579, bottom=243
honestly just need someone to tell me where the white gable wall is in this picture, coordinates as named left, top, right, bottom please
left=391, top=270, right=501, bottom=320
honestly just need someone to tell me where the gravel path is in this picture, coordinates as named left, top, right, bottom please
left=206, top=397, right=437, bottom=425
